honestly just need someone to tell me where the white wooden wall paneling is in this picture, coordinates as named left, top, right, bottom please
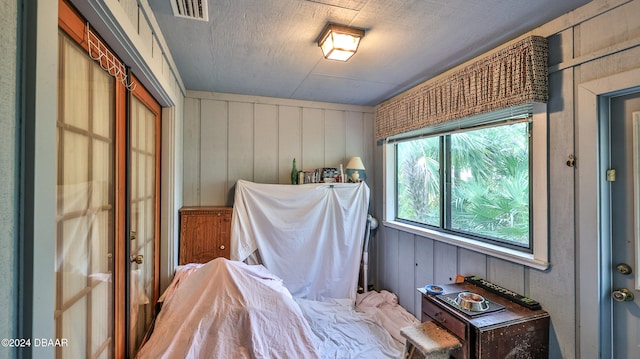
left=413, top=236, right=435, bottom=316
left=184, top=93, right=374, bottom=203
left=200, top=99, right=228, bottom=205
left=364, top=113, right=375, bottom=187
left=302, top=108, right=325, bottom=170
left=345, top=111, right=364, bottom=157
left=487, top=257, right=525, bottom=295
left=457, top=248, right=487, bottom=278
left=119, top=0, right=138, bottom=29
left=254, top=104, right=279, bottom=184
left=365, top=143, right=385, bottom=289
left=534, top=42, right=577, bottom=358
left=381, top=227, right=400, bottom=296
left=228, top=102, right=255, bottom=203
left=324, top=110, right=346, bottom=167
left=137, top=7, right=153, bottom=54
left=397, top=231, right=416, bottom=310
left=278, top=106, right=302, bottom=184
left=183, top=97, right=201, bottom=205
left=433, top=242, right=458, bottom=284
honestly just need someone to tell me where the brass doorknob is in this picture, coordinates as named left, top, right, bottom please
left=612, top=288, right=634, bottom=302
left=130, top=254, right=143, bottom=264
left=219, top=245, right=225, bottom=250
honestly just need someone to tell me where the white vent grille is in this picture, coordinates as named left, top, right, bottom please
left=171, top=0, right=209, bottom=21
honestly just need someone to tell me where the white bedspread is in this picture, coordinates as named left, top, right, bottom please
left=137, top=260, right=420, bottom=359
left=296, top=297, right=405, bottom=358
left=136, top=258, right=320, bottom=359
left=356, top=290, right=421, bottom=344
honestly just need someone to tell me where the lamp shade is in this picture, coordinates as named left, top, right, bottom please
left=346, top=157, right=365, bottom=170
left=317, top=24, right=364, bottom=61
left=345, top=157, right=366, bottom=182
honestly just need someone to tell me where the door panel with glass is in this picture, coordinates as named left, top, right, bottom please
left=56, top=31, right=117, bottom=359
left=128, top=88, right=161, bottom=358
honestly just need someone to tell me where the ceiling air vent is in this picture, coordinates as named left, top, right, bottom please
left=171, top=0, right=209, bottom=21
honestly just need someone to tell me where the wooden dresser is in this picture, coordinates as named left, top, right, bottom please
left=179, top=206, right=232, bottom=264
left=421, top=282, right=549, bottom=359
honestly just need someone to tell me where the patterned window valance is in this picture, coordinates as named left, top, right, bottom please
left=375, top=36, right=548, bottom=140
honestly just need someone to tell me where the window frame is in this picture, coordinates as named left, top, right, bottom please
left=382, top=103, right=549, bottom=270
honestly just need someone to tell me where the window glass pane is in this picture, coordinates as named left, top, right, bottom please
left=57, top=30, right=115, bottom=359
left=397, top=136, right=440, bottom=226
left=91, top=66, right=114, bottom=138
left=62, top=36, right=89, bottom=131
left=62, top=297, right=87, bottom=359
left=449, top=122, right=530, bottom=246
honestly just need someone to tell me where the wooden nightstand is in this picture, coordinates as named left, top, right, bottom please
left=179, top=206, right=232, bottom=264
left=420, top=282, right=549, bottom=359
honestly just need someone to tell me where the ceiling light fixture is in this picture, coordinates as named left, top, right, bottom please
left=317, top=23, right=365, bottom=61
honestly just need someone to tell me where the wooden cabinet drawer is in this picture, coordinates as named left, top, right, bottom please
left=422, top=296, right=466, bottom=340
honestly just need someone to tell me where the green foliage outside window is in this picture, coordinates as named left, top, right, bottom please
left=397, top=122, right=530, bottom=247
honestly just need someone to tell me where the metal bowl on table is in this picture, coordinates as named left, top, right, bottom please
left=454, top=291, right=489, bottom=311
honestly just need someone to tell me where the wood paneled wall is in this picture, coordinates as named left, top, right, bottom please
left=183, top=91, right=376, bottom=206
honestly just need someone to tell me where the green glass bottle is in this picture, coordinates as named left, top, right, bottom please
left=291, top=158, right=298, bottom=184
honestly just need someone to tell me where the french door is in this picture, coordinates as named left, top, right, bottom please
left=128, top=80, right=161, bottom=358
left=56, top=1, right=161, bottom=357
left=56, top=29, right=119, bottom=359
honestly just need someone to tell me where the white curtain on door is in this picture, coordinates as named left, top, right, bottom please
left=231, top=180, right=370, bottom=302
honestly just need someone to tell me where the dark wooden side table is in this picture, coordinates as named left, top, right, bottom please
left=420, top=282, right=550, bottom=359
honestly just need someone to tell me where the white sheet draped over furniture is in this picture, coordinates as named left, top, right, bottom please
left=231, top=180, right=370, bottom=302
left=136, top=258, right=321, bottom=359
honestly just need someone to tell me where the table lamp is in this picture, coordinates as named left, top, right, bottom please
left=345, top=157, right=366, bottom=182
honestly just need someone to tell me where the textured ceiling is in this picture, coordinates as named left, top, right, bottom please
left=149, top=0, right=591, bottom=106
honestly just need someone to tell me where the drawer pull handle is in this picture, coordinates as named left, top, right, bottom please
left=434, top=311, right=446, bottom=323
left=219, top=245, right=225, bottom=250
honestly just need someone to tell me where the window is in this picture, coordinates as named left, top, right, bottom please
left=384, top=104, right=549, bottom=269
left=397, top=121, right=531, bottom=250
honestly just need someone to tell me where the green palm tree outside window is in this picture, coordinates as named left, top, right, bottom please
left=397, top=122, right=530, bottom=248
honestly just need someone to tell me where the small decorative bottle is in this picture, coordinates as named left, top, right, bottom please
left=291, top=158, right=298, bottom=184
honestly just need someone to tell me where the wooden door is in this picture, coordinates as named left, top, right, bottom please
left=128, top=82, right=161, bottom=358
left=55, top=29, right=119, bottom=359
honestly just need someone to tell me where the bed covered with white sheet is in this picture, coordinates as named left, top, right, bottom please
left=137, top=258, right=417, bottom=358
left=137, top=180, right=419, bottom=358
left=136, top=258, right=321, bottom=358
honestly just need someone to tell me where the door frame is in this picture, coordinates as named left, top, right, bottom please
left=577, top=67, right=640, bottom=358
